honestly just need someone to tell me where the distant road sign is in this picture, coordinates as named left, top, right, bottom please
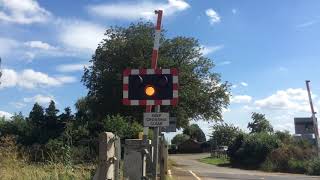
left=143, top=112, right=169, bottom=127
left=294, top=117, right=315, bottom=134
left=161, top=117, right=177, bottom=132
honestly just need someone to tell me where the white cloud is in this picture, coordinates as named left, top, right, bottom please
left=297, top=20, right=319, bottom=28
left=87, top=0, right=190, bottom=20
left=232, top=9, right=237, bottom=14
left=0, top=0, right=51, bottom=24
left=231, top=84, right=237, bottom=89
left=278, top=66, right=288, bottom=72
left=10, top=102, right=26, bottom=109
left=231, top=95, right=252, bottom=104
left=201, top=45, right=223, bottom=56
left=23, top=94, right=55, bottom=105
left=58, top=21, right=105, bottom=51
left=0, top=37, right=79, bottom=61
left=254, top=88, right=315, bottom=113
left=1, top=68, right=76, bottom=89
left=56, top=63, right=89, bottom=73
left=218, top=61, right=231, bottom=66
left=24, top=41, right=56, bottom=50
left=205, top=8, right=221, bottom=25
left=0, top=37, right=19, bottom=56
left=0, top=111, right=13, bottom=120
left=240, top=82, right=248, bottom=87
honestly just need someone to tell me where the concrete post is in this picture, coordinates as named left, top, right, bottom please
left=124, top=139, right=151, bottom=180
left=93, top=132, right=116, bottom=180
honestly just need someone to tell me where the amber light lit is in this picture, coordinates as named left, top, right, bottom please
left=145, top=85, right=155, bottom=96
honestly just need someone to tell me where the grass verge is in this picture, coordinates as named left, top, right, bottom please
left=199, top=156, right=230, bottom=166
left=0, top=161, right=95, bottom=180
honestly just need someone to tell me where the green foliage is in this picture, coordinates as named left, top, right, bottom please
left=0, top=112, right=28, bottom=138
left=247, top=112, right=273, bottom=133
left=307, top=158, right=320, bottom=175
left=45, top=139, right=72, bottom=166
left=81, top=22, right=230, bottom=128
left=228, top=132, right=280, bottom=168
left=287, top=159, right=306, bottom=174
left=183, top=124, right=206, bottom=142
left=262, top=144, right=311, bottom=172
left=171, top=134, right=190, bottom=145
left=101, top=115, right=142, bottom=139
left=210, top=122, right=241, bottom=148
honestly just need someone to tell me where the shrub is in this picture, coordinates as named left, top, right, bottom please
left=288, top=159, right=306, bottom=174
left=260, top=159, right=275, bottom=172
left=228, top=132, right=280, bottom=168
left=101, top=115, right=142, bottom=139
left=45, top=139, right=72, bottom=165
left=307, top=158, right=320, bottom=175
left=261, top=139, right=314, bottom=173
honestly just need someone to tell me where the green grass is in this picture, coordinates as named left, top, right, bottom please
left=199, top=156, right=230, bottom=166
left=0, top=147, right=95, bottom=180
left=0, top=161, right=95, bottom=180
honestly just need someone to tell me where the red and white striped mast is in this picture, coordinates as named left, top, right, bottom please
left=144, top=10, right=163, bottom=133
left=145, top=10, right=163, bottom=179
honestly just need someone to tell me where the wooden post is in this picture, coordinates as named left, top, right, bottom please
left=164, top=143, right=168, bottom=175
left=160, top=134, right=167, bottom=180
left=114, top=137, right=121, bottom=180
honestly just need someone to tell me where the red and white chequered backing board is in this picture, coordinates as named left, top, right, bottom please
left=123, top=68, right=178, bottom=106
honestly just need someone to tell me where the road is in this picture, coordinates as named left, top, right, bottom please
left=169, top=153, right=320, bottom=180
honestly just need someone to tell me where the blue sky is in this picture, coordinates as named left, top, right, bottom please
left=1, top=0, right=320, bottom=139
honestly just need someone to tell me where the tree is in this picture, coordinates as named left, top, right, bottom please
left=0, top=112, right=27, bottom=137
left=28, top=103, right=45, bottom=127
left=44, top=101, right=64, bottom=141
left=183, top=124, right=206, bottom=142
left=81, top=22, right=230, bottom=128
left=26, top=103, right=46, bottom=144
left=210, top=122, right=241, bottom=148
left=59, top=107, right=74, bottom=123
left=171, top=134, right=190, bottom=145
left=248, top=112, right=273, bottom=133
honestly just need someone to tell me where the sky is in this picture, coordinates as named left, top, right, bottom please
left=1, top=0, right=320, bottom=141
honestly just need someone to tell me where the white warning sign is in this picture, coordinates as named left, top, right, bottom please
left=143, top=113, right=169, bottom=127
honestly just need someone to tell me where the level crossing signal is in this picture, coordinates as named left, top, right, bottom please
left=123, top=68, right=178, bottom=106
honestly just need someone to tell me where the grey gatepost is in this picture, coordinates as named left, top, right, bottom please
left=124, top=139, right=151, bottom=180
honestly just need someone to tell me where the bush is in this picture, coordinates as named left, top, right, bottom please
left=288, top=159, right=306, bottom=174
left=261, top=139, right=314, bottom=174
left=45, top=139, right=71, bottom=165
left=307, top=158, right=320, bottom=175
left=228, top=132, right=280, bottom=168
left=101, top=115, right=142, bottom=139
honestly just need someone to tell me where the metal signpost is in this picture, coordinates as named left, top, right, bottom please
left=122, top=10, right=179, bottom=179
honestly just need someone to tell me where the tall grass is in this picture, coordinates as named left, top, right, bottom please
left=0, top=136, right=95, bottom=180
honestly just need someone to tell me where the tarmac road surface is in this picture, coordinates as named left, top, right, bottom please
left=169, top=153, right=320, bottom=180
